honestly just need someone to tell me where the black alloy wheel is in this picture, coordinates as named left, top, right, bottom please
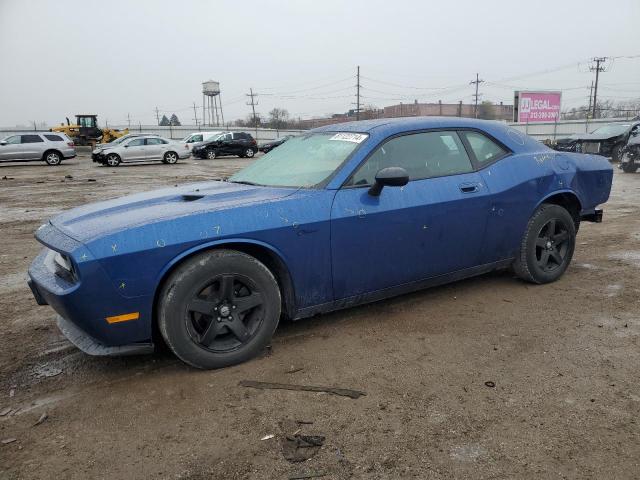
left=186, top=274, right=264, bottom=352
left=534, top=218, right=571, bottom=273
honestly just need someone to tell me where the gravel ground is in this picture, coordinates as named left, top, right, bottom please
left=0, top=152, right=639, bottom=479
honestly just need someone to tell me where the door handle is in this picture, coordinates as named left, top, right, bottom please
left=459, top=183, right=479, bottom=193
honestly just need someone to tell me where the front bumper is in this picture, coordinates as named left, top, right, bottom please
left=56, top=315, right=153, bottom=356
left=27, top=223, right=155, bottom=355
left=92, top=152, right=106, bottom=163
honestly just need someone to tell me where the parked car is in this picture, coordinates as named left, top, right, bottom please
left=91, top=133, right=161, bottom=162
left=0, top=132, right=76, bottom=165
left=192, top=132, right=258, bottom=159
left=553, top=122, right=640, bottom=161
left=181, top=131, right=224, bottom=152
left=93, top=135, right=190, bottom=166
left=258, top=135, right=294, bottom=153
left=27, top=117, right=613, bottom=369
left=620, top=129, right=640, bottom=173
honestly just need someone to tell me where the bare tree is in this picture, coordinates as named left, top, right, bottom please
left=268, top=108, right=290, bottom=131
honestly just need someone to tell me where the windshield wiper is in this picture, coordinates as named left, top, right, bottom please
left=230, top=180, right=262, bottom=186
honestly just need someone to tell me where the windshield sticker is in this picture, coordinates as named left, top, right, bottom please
left=330, top=133, right=368, bottom=143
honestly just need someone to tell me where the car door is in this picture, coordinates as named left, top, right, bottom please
left=0, top=135, right=23, bottom=161
left=232, top=133, right=247, bottom=155
left=121, top=138, right=146, bottom=162
left=144, top=138, right=165, bottom=160
left=330, top=130, right=490, bottom=299
left=20, top=134, right=45, bottom=160
left=216, top=133, right=233, bottom=155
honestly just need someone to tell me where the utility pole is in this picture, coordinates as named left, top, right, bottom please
left=470, top=73, right=484, bottom=118
left=127, top=113, right=131, bottom=129
left=590, top=57, right=607, bottom=119
left=356, top=65, right=361, bottom=121
left=246, top=88, right=259, bottom=140
left=155, top=107, right=160, bottom=126
left=587, top=81, right=594, bottom=118
left=192, top=102, right=200, bottom=129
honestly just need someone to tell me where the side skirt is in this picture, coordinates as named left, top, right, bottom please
left=293, top=259, right=515, bottom=321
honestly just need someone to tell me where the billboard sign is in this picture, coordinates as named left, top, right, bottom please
left=516, top=91, right=562, bottom=123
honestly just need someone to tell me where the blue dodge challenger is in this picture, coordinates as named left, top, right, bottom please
left=28, top=117, right=613, bottom=369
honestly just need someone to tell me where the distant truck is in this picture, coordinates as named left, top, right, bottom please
left=51, top=114, right=129, bottom=146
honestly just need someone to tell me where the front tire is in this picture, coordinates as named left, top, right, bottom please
left=206, top=150, right=217, bottom=160
left=611, top=143, right=624, bottom=162
left=513, top=204, right=576, bottom=284
left=158, top=250, right=281, bottom=369
left=105, top=153, right=121, bottom=167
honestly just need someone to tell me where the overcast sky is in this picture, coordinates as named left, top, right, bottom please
left=1, top=0, right=639, bottom=127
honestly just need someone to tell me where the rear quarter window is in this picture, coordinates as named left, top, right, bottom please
left=44, top=134, right=64, bottom=142
left=462, top=131, right=509, bottom=166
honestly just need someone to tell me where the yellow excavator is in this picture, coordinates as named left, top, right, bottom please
left=51, top=115, right=129, bottom=146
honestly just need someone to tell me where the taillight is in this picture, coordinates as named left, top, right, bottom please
left=68, top=142, right=74, bottom=147
left=251, top=139, right=257, bottom=145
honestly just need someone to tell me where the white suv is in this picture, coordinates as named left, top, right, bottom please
left=0, top=133, right=76, bottom=165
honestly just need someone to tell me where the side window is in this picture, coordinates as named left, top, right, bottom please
left=21, top=135, right=44, bottom=143
left=128, top=138, right=145, bottom=147
left=5, top=135, right=21, bottom=144
left=348, top=131, right=473, bottom=186
left=462, top=131, right=508, bottom=166
left=192, top=134, right=203, bottom=142
left=44, top=134, right=63, bottom=142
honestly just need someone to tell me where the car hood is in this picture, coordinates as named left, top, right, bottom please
left=561, top=132, right=625, bottom=142
left=50, top=181, right=298, bottom=243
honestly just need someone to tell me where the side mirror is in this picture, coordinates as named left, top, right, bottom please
left=124, top=144, right=129, bottom=148
left=0, top=141, right=7, bottom=146
left=368, top=167, right=409, bottom=196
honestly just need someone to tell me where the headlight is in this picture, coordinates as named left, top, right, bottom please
left=44, top=249, right=77, bottom=283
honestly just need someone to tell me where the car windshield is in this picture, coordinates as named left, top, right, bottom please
left=591, top=125, right=629, bottom=136
left=229, top=132, right=368, bottom=188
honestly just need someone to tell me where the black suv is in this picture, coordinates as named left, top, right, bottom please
left=192, top=132, right=258, bottom=159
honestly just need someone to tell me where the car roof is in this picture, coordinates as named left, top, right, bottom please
left=312, top=116, right=505, bottom=134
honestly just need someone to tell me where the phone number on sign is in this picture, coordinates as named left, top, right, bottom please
left=525, top=111, right=559, bottom=120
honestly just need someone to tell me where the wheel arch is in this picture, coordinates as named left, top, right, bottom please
left=151, top=239, right=297, bottom=346
left=536, top=190, right=583, bottom=228
left=42, top=148, right=63, bottom=161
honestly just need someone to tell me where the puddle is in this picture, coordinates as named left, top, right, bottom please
left=608, top=251, right=640, bottom=268
left=450, top=444, right=487, bottom=462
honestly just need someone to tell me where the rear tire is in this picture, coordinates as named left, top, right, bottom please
left=244, top=148, right=255, bottom=158
left=158, top=250, right=281, bottom=369
left=206, top=150, right=217, bottom=160
left=513, top=204, right=576, bottom=284
left=44, top=151, right=62, bottom=166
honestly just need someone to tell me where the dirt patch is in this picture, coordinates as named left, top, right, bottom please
left=1, top=156, right=640, bottom=479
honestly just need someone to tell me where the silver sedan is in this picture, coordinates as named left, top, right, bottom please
left=95, top=136, right=190, bottom=166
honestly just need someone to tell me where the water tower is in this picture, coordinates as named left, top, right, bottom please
left=202, top=80, right=224, bottom=127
